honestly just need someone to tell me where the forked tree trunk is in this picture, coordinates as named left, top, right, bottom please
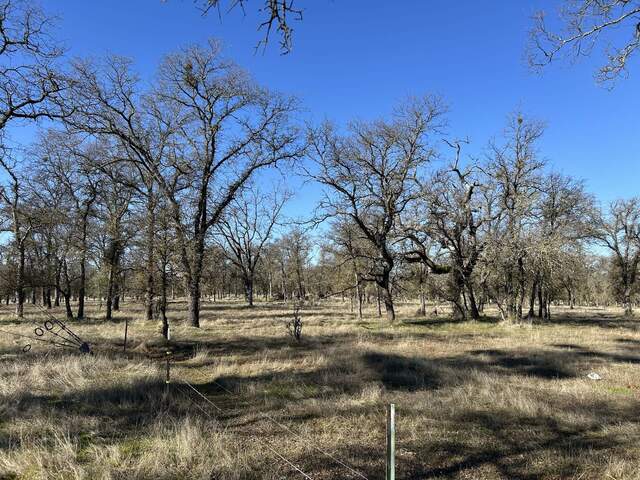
left=466, top=284, right=480, bottom=319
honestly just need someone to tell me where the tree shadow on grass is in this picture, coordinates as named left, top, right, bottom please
left=402, top=400, right=638, bottom=480
left=533, top=311, right=640, bottom=331
left=551, top=343, right=640, bottom=365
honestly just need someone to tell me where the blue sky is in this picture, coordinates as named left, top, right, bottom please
left=24, top=0, right=640, bottom=216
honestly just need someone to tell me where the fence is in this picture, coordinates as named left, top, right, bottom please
left=165, top=352, right=398, bottom=480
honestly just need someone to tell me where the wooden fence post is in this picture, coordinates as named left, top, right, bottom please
left=123, top=317, right=129, bottom=352
left=387, top=403, right=395, bottom=480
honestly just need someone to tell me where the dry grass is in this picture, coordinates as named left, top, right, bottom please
left=1, top=299, right=640, bottom=479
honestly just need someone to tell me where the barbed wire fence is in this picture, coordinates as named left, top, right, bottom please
left=164, top=351, right=374, bottom=480
left=0, top=303, right=394, bottom=479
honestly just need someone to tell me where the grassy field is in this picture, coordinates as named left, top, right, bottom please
left=1, top=299, right=639, bottom=479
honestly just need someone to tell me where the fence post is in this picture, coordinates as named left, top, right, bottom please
left=123, top=317, right=129, bottom=352
left=386, top=403, right=395, bottom=480
left=165, top=351, right=171, bottom=387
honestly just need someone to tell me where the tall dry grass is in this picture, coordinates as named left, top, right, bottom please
left=0, top=300, right=639, bottom=479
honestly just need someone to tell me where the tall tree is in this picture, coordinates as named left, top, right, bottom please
left=215, top=184, right=288, bottom=307
left=67, top=41, right=302, bottom=327
left=36, top=132, right=100, bottom=319
left=308, top=96, right=447, bottom=323
left=0, top=156, right=31, bottom=317
left=591, top=198, right=640, bottom=316
left=481, top=114, right=546, bottom=322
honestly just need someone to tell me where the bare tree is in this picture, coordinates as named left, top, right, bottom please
left=407, top=141, right=490, bottom=320
left=331, top=221, right=370, bottom=319
left=307, top=96, right=447, bottom=323
left=531, top=172, right=593, bottom=319
left=279, top=226, right=311, bottom=301
left=93, top=162, right=135, bottom=321
left=67, top=41, right=302, bottom=327
left=36, top=132, right=100, bottom=319
left=480, top=114, right=546, bottom=322
left=591, top=198, right=640, bottom=316
left=0, top=154, right=31, bottom=317
left=215, top=184, right=289, bottom=306
left=529, top=0, right=640, bottom=83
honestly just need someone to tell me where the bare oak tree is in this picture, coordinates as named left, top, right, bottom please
left=0, top=155, right=31, bottom=317
left=67, top=41, right=302, bottom=327
left=307, top=96, right=447, bottom=323
left=215, top=184, right=289, bottom=306
left=591, top=198, right=640, bottom=316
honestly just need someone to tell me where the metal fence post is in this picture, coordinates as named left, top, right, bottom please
left=386, top=403, right=395, bottom=480
left=165, top=351, right=171, bottom=387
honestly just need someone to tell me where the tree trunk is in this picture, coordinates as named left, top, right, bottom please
left=243, top=273, right=254, bottom=307
left=106, top=261, right=116, bottom=321
left=623, top=287, right=633, bottom=316
left=161, top=264, right=169, bottom=340
left=419, top=281, right=426, bottom=316
left=145, top=190, right=156, bottom=321
left=15, top=241, right=25, bottom=318
left=77, top=257, right=86, bottom=319
left=62, top=260, right=73, bottom=320
left=538, top=285, right=544, bottom=318
left=54, top=265, right=61, bottom=307
left=188, top=279, right=201, bottom=327
left=355, top=272, right=363, bottom=320
left=466, top=283, right=480, bottom=320
left=528, top=281, right=537, bottom=318
left=380, top=285, right=395, bottom=323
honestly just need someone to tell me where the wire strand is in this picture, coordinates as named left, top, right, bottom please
left=177, top=379, right=314, bottom=479
left=207, top=377, right=369, bottom=479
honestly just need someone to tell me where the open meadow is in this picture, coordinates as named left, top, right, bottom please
left=1, top=301, right=639, bottom=480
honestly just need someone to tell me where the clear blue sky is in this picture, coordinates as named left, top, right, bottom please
left=29, top=0, right=639, bottom=215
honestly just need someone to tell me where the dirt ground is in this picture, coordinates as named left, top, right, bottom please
left=1, top=300, right=639, bottom=479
